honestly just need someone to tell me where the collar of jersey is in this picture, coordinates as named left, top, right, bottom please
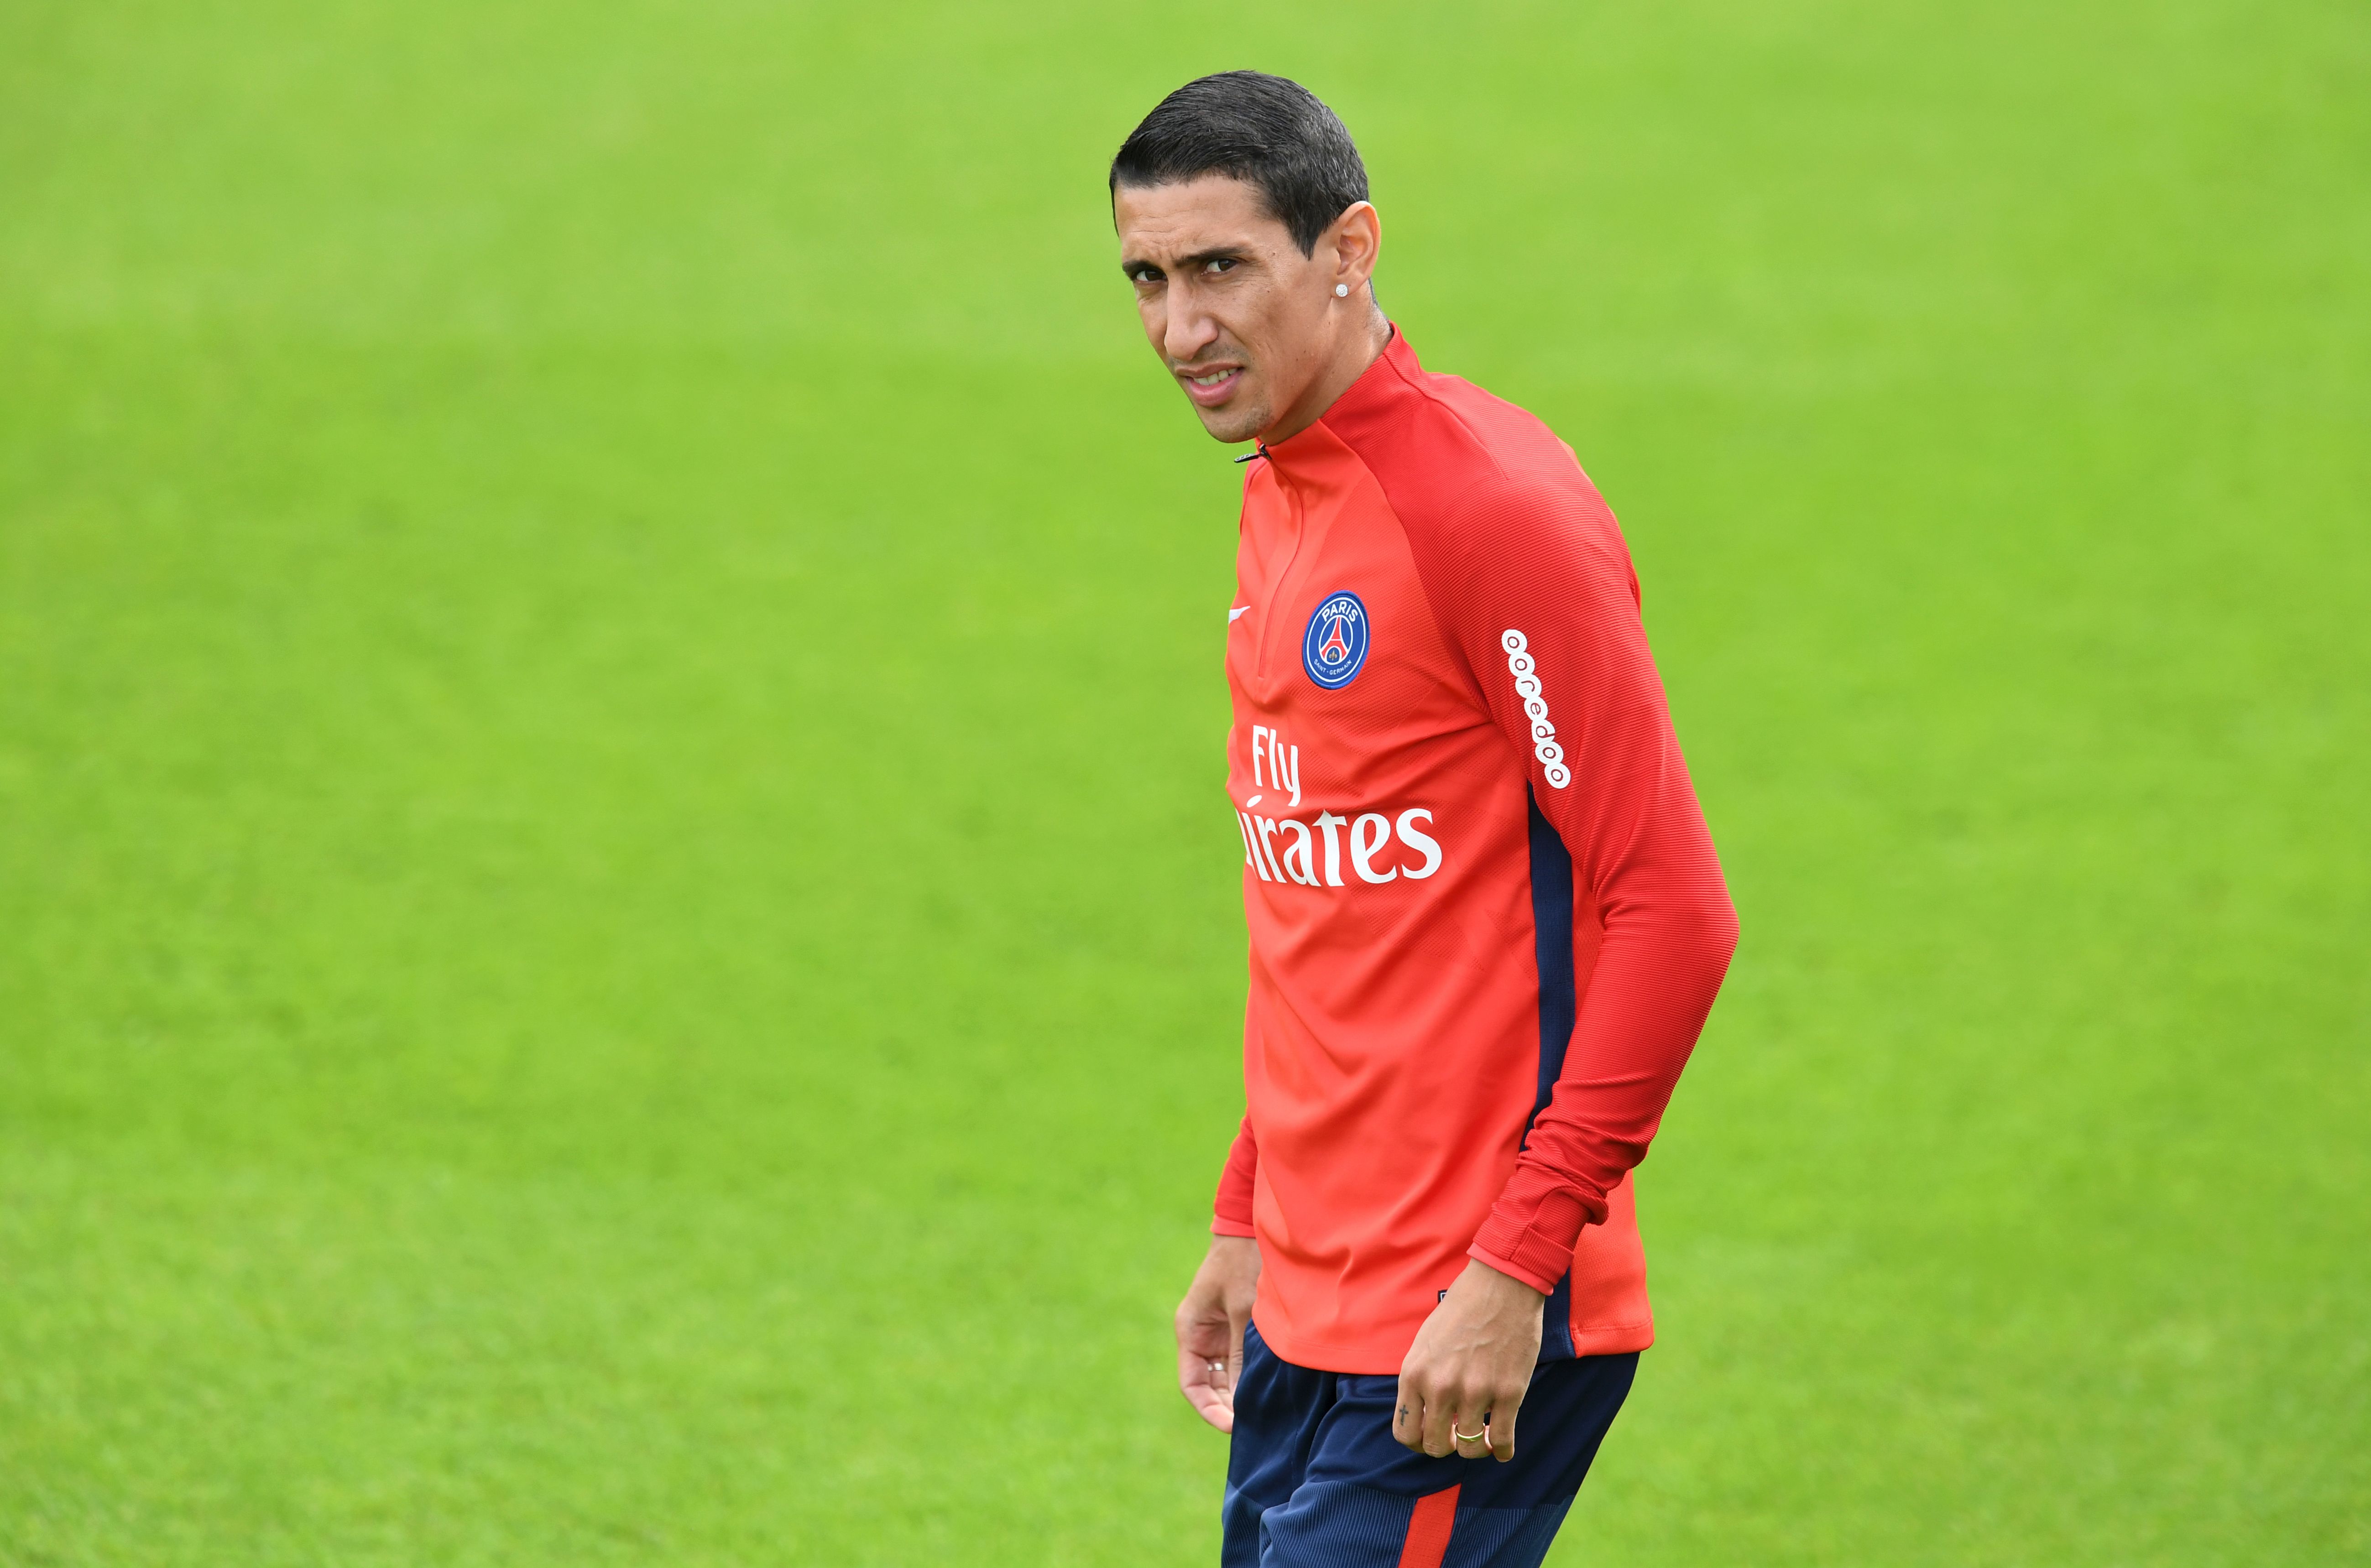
left=1259, top=325, right=1416, bottom=482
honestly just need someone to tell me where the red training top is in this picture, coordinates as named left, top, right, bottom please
left=1213, top=328, right=1737, bottom=1375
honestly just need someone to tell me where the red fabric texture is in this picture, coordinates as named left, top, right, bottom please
left=1212, top=1115, right=1259, bottom=1238
left=1214, top=329, right=1735, bottom=1371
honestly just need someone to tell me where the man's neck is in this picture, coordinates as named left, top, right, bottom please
left=1260, top=312, right=1393, bottom=446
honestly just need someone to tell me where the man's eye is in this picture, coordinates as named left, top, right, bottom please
left=1131, top=268, right=1163, bottom=285
left=1204, top=258, right=1237, bottom=275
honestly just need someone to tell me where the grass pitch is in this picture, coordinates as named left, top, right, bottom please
left=3, top=2, right=2366, bottom=1563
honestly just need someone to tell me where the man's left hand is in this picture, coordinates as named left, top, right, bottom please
left=1393, top=1259, right=1546, bottom=1463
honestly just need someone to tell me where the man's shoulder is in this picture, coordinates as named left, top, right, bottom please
left=1329, top=354, right=1601, bottom=523
left=1329, top=370, right=1613, bottom=575
left=1411, top=365, right=1560, bottom=453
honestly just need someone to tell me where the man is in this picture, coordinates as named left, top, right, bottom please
left=1112, top=73, right=1738, bottom=1568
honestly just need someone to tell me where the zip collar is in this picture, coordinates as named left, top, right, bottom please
left=1245, top=326, right=1418, bottom=480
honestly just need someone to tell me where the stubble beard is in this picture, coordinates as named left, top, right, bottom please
left=1197, top=386, right=1271, bottom=446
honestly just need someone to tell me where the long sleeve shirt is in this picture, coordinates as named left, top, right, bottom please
left=1212, top=328, right=1737, bottom=1373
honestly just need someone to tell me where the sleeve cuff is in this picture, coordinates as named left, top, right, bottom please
left=1466, top=1242, right=1562, bottom=1297
left=1211, top=1217, right=1258, bottom=1239
left=1468, top=1184, right=1594, bottom=1293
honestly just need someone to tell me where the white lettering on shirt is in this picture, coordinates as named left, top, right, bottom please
left=1313, top=812, right=1347, bottom=887
left=1278, top=819, right=1320, bottom=886
left=1350, top=813, right=1398, bottom=884
left=1395, top=809, right=1442, bottom=879
left=1254, top=817, right=1289, bottom=883
left=1252, top=724, right=1302, bottom=807
left=1233, top=802, right=1444, bottom=890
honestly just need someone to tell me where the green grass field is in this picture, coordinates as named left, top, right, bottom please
left=4, top=2, right=2366, bottom=1563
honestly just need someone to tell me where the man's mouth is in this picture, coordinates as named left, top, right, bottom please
left=1178, top=365, right=1243, bottom=407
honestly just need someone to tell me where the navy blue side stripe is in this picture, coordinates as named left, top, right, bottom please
left=1525, top=788, right=1579, bottom=1120
left=1525, top=787, right=1579, bottom=1360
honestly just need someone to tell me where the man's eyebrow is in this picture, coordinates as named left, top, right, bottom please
left=1177, top=246, right=1251, bottom=270
left=1119, top=245, right=1254, bottom=278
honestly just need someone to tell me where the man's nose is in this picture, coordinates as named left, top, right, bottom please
left=1164, top=288, right=1221, bottom=364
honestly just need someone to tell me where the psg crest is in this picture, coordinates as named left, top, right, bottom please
left=1301, top=590, right=1371, bottom=689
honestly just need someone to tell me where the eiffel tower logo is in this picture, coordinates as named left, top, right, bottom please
left=1318, top=613, right=1352, bottom=667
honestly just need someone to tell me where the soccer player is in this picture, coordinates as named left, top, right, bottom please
left=1110, top=74, right=1740, bottom=1567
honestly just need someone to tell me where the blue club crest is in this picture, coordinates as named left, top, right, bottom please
left=1301, top=590, right=1371, bottom=689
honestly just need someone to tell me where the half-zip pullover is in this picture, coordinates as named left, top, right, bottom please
left=1213, top=328, right=1737, bottom=1373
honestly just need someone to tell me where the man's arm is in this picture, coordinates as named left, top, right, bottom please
left=1175, top=1117, right=1261, bottom=1431
left=1394, top=466, right=1738, bottom=1458
left=1212, top=1114, right=1257, bottom=1239
left=1447, top=472, right=1736, bottom=1291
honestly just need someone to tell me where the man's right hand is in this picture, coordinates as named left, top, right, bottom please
left=1174, top=1235, right=1261, bottom=1432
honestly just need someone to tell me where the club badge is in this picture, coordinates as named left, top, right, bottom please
left=1301, top=590, right=1370, bottom=690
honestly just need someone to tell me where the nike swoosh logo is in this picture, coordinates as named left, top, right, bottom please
left=1229, top=606, right=1250, bottom=623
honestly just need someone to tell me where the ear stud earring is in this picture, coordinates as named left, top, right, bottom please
left=1335, top=283, right=1350, bottom=297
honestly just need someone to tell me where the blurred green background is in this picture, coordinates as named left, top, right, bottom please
left=3, top=1, right=2366, bottom=1563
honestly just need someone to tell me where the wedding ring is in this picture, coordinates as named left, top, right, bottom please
left=1452, top=1424, right=1488, bottom=1443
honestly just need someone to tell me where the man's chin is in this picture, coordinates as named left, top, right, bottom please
left=1194, top=399, right=1269, bottom=446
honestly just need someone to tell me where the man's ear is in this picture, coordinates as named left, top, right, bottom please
left=1329, top=202, right=1382, bottom=292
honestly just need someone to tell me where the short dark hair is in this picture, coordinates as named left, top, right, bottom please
left=1110, top=72, right=1369, bottom=257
